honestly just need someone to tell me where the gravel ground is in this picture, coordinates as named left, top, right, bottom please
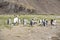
left=0, top=25, right=60, bottom=40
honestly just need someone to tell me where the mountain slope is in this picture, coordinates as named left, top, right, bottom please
left=0, top=0, right=60, bottom=14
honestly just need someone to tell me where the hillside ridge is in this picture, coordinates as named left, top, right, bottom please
left=0, top=0, right=60, bottom=14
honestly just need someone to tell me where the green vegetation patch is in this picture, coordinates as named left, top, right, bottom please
left=0, top=15, right=60, bottom=29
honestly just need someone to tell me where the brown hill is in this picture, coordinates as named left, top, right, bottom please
left=0, top=0, right=60, bottom=14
